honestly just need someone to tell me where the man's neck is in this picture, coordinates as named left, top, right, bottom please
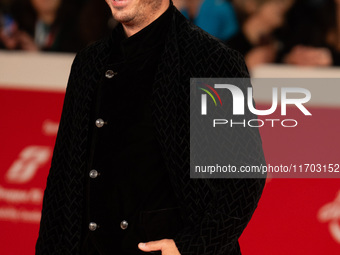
left=122, top=1, right=170, bottom=37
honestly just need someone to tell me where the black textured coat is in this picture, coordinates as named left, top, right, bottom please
left=36, top=6, right=266, bottom=255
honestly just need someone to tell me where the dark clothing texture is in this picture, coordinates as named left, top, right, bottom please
left=81, top=6, right=180, bottom=255
left=36, top=3, right=266, bottom=255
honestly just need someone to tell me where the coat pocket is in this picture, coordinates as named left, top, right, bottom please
left=140, top=206, right=183, bottom=242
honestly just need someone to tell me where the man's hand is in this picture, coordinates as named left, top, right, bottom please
left=284, top=45, right=333, bottom=66
left=0, top=25, right=38, bottom=51
left=0, top=23, right=19, bottom=50
left=138, top=239, right=181, bottom=255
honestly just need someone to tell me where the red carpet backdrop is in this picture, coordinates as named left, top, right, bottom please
left=1, top=52, right=340, bottom=254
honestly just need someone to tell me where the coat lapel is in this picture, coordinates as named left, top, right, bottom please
left=151, top=7, right=182, bottom=169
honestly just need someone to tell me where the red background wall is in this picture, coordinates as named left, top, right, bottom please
left=1, top=53, right=340, bottom=254
left=1, top=87, right=339, bottom=255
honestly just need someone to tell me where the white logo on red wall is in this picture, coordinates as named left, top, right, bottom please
left=0, top=120, right=58, bottom=223
left=318, top=190, right=340, bottom=244
left=6, top=146, right=51, bottom=184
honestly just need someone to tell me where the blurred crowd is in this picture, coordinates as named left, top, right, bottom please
left=1, top=0, right=340, bottom=68
left=0, top=0, right=116, bottom=52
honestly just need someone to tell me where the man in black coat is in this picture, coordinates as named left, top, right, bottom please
left=36, top=0, right=266, bottom=254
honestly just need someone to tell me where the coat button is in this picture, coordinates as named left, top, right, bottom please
left=89, top=222, right=98, bottom=231
left=89, top=170, right=99, bottom=179
left=120, top=220, right=128, bottom=230
left=95, top=118, right=105, bottom=128
left=105, top=70, right=117, bottom=79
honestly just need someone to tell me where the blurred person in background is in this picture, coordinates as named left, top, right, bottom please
left=0, top=0, right=84, bottom=52
left=227, top=0, right=293, bottom=69
left=277, top=0, right=340, bottom=66
left=0, top=0, right=14, bottom=46
left=173, top=0, right=239, bottom=41
left=77, top=0, right=118, bottom=47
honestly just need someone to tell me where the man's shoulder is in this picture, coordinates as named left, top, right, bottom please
left=68, top=37, right=111, bottom=84
left=74, top=38, right=109, bottom=66
left=173, top=10, right=248, bottom=77
left=177, top=11, right=234, bottom=52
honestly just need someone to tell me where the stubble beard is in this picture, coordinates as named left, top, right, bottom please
left=111, top=0, right=164, bottom=27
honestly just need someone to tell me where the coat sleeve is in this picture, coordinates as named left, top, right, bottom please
left=35, top=53, right=82, bottom=254
left=173, top=178, right=266, bottom=255
left=172, top=48, right=266, bottom=255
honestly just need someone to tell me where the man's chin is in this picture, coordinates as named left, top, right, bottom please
left=113, top=14, right=135, bottom=25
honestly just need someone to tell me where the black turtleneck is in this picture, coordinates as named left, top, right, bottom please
left=81, top=3, right=181, bottom=255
